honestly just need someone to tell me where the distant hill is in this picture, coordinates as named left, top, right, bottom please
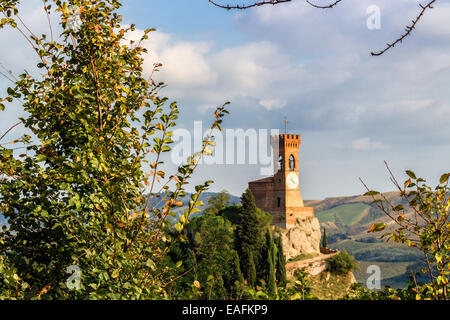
left=149, top=191, right=241, bottom=222
left=305, top=193, right=425, bottom=289
left=170, top=191, right=240, bottom=217
left=0, top=192, right=241, bottom=228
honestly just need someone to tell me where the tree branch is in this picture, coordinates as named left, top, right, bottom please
left=208, top=0, right=291, bottom=10
left=305, top=0, right=342, bottom=9
left=209, top=0, right=438, bottom=57
left=0, top=121, right=22, bottom=142
left=371, top=0, right=436, bottom=56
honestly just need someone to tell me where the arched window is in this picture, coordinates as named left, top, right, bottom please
left=289, top=155, right=295, bottom=171
left=278, top=155, right=283, bottom=171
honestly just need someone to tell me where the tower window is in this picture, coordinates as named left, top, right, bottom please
left=278, top=155, right=283, bottom=171
left=289, top=155, right=295, bottom=171
left=277, top=197, right=281, bottom=207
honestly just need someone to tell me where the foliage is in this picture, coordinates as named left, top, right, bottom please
left=235, top=189, right=262, bottom=281
left=362, top=166, right=450, bottom=300
left=164, top=189, right=282, bottom=299
left=202, top=190, right=230, bottom=216
left=345, top=281, right=419, bottom=300
left=327, top=250, right=359, bottom=275
left=0, top=0, right=228, bottom=299
left=246, top=248, right=257, bottom=288
left=289, top=268, right=315, bottom=300
left=275, top=236, right=287, bottom=286
left=322, top=228, right=328, bottom=248
left=263, top=230, right=276, bottom=296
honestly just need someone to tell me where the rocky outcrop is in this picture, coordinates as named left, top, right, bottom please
left=275, top=216, right=322, bottom=260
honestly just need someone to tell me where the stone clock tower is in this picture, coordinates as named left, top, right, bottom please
left=249, top=133, right=314, bottom=229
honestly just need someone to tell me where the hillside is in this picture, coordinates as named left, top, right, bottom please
left=305, top=193, right=425, bottom=289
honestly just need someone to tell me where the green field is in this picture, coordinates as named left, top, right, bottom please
left=353, top=261, right=420, bottom=289
left=316, top=203, right=371, bottom=226
left=331, top=239, right=423, bottom=262
left=330, top=240, right=425, bottom=289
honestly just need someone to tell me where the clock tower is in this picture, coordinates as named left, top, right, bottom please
left=249, top=133, right=314, bottom=229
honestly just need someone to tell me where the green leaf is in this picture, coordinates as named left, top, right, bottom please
left=146, top=259, right=156, bottom=270
left=36, top=154, right=46, bottom=162
left=368, top=223, right=386, bottom=233
left=6, top=87, right=15, bottom=95
left=405, top=170, right=417, bottom=180
left=439, top=173, right=449, bottom=184
left=111, top=269, right=120, bottom=279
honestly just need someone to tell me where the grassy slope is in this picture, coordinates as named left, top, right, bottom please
left=316, top=203, right=371, bottom=226
left=308, top=193, right=425, bottom=289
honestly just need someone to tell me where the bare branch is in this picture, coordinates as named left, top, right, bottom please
left=208, top=0, right=291, bottom=10
left=0, top=62, right=17, bottom=82
left=209, top=0, right=438, bottom=57
left=42, top=0, right=54, bottom=42
left=371, top=0, right=436, bottom=56
left=0, top=121, right=22, bottom=142
left=306, top=0, right=342, bottom=9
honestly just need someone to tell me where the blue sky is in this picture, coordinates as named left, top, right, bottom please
left=1, top=0, right=449, bottom=199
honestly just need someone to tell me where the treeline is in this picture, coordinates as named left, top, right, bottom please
left=164, top=190, right=287, bottom=299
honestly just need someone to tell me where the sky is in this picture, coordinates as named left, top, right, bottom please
left=1, top=0, right=449, bottom=200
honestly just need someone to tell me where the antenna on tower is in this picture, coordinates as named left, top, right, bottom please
left=284, top=117, right=288, bottom=135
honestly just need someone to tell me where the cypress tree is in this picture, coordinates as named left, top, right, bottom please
left=230, top=250, right=244, bottom=298
left=235, top=189, right=260, bottom=279
left=247, top=249, right=257, bottom=288
left=322, top=228, right=328, bottom=248
left=232, top=250, right=244, bottom=285
left=275, top=236, right=287, bottom=286
left=212, top=273, right=226, bottom=300
left=261, top=230, right=276, bottom=295
left=267, top=247, right=276, bottom=295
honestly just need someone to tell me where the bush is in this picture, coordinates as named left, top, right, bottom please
left=327, top=251, right=359, bottom=274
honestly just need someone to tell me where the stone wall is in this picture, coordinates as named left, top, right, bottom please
left=275, top=216, right=321, bottom=261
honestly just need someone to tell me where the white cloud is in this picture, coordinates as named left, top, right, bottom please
left=259, top=99, right=287, bottom=110
left=133, top=31, right=301, bottom=111
left=351, top=137, right=390, bottom=151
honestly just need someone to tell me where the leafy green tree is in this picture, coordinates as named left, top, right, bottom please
left=362, top=166, right=450, bottom=300
left=291, top=268, right=314, bottom=300
left=219, top=204, right=241, bottom=225
left=170, top=213, right=238, bottom=300
left=322, top=228, right=328, bottom=248
left=327, top=250, right=359, bottom=275
left=203, top=190, right=230, bottom=216
left=0, top=0, right=228, bottom=299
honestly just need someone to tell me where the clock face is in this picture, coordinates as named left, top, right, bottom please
left=287, top=172, right=299, bottom=189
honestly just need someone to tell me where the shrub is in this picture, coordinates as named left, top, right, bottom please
left=327, top=251, right=359, bottom=274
